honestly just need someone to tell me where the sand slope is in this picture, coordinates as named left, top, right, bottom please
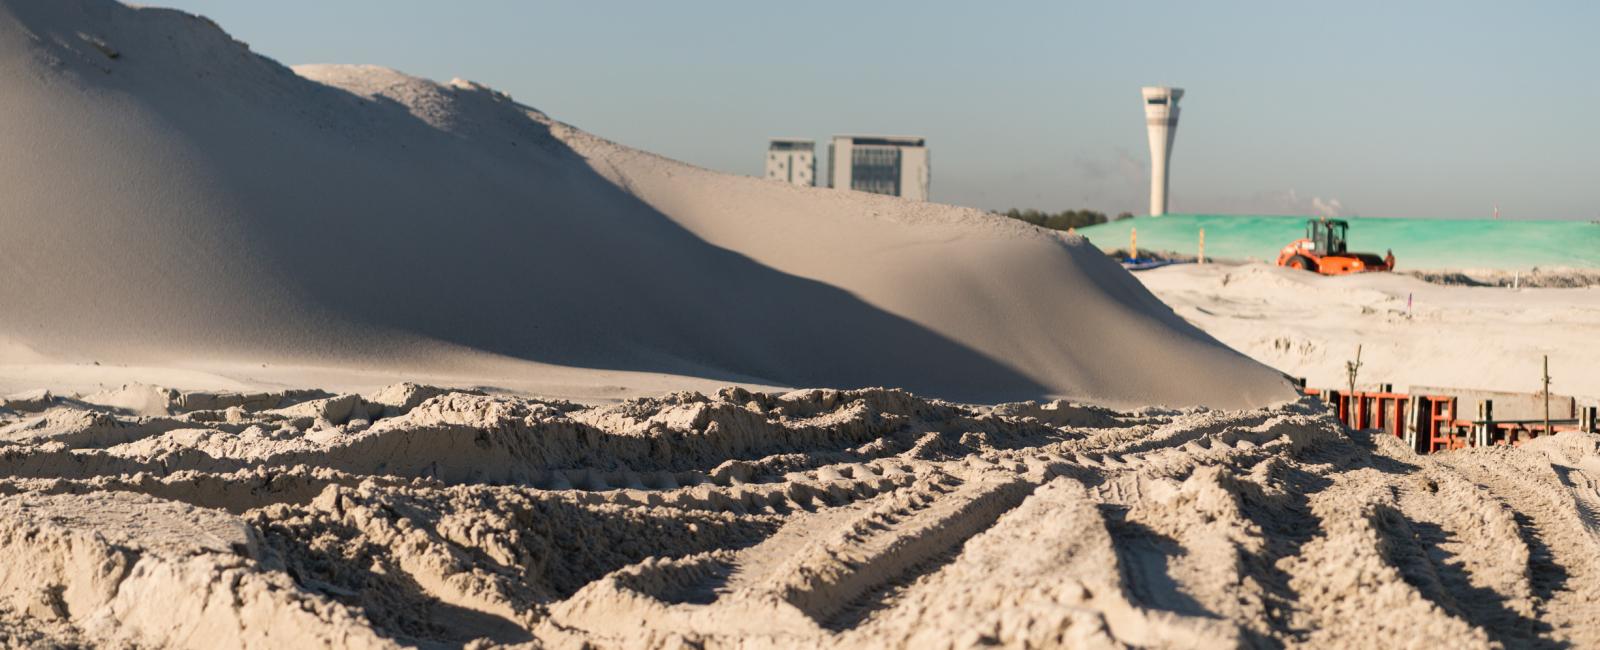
left=4, top=383, right=1600, bottom=647
left=0, top=0, right=1290, bottom=408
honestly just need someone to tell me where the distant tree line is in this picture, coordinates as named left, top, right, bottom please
left=998, top=208, right=1134, bottom=231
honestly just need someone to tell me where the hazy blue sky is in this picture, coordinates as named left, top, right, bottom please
left=158, top=1, right=1599, bottom=220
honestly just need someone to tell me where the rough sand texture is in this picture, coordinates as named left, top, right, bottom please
left=0, top=0, right=1290, bottom=409
left=1136, top=263, right=1600, bottom=399
left=3, top=383, right=1599, bottom=647
left=1404, top=267, right=1600, bottom=289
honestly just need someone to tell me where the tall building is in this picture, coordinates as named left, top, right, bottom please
left=827, top=135, right=929, bottom=201
left=1142, top=86, right=1183, bottom=216
left=765, top=138, right=816, bottom=186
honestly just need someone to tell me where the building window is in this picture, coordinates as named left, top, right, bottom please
left=850, top=146, right=901, bottom=196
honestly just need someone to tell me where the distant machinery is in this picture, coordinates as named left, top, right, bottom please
left=1142, top=86, right=1183, bottom=216
left=827, top=135, right=929, bottom=201
left=765, top=138, right=816, bottom=186
left=1276, top=219, right=1394, bottom=275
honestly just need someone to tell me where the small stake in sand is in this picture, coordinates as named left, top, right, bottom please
left=1346, top=344, right=1363, bottom=395
left=1345, top=344, right=1363, bottom=426
left=1543, top=355, right=1551, bottom=436
left=1198, top=228, right=1206, bottom=264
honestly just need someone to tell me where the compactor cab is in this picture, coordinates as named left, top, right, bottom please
left=1276, top=218, right=1392, bottom=275
left=1308, top=219, right=1347, bottom=256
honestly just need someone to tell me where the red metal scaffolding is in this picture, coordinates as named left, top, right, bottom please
left=1304, top=387, right=1597, bottom=454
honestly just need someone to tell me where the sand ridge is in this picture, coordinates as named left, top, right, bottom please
left=2, top=383, right=1599, bottom=647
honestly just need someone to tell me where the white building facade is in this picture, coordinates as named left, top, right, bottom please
left=765, top=139, right=816, bottom=186
left=827, top=135, right=929, bottom=201
left=1142, top=86, right=1183, bottom=216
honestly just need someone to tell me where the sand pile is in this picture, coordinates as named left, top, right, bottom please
left=2, top=382, right=1599, bottom=647
left=1135, top=263, right=1600, bottom=398
left=0, top=0, right=1290, bottom=408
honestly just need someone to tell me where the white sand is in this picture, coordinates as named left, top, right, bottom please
left=0, top=0, right=1290, bottom=410
left=8, top=1, right=1600, bottom=648
left=1136, top=263, right=1600, bottom=399
left=3, top=384, right=1599, bottom=648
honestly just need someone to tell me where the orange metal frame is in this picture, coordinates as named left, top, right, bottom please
left=1299, top=388, right=1572, bottom=454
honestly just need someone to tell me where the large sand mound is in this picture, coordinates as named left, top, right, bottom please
left=0, top=0, right=1290, bottom=408
left=3, top=383, right=1599, bottom=647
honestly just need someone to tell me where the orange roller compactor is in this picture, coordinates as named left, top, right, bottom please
left=1276, top=218, right=1393, bottom=275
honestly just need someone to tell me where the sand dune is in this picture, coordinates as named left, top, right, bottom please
left=0, top=0, right=1290, bottom=408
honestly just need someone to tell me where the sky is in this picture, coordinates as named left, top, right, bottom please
left=156, top=1, right=1600, bottom=220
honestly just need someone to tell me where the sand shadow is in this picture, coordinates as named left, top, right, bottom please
left=1375, top=507, right=1561, bottom=648
left=1099, top=507, right=1220, bottom=620
left=1225, top=462, right=1332, bottom=647
left=260, top=492, right=782, bottom=645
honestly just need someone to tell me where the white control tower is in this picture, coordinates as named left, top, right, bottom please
left=1142, top=86, right=1183, bottom=216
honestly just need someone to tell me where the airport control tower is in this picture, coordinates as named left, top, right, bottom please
left=1142, top=86, right=1183, bottom=216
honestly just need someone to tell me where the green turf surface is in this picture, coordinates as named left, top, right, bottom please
left=1079, top=214, right=1599, bottom=270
